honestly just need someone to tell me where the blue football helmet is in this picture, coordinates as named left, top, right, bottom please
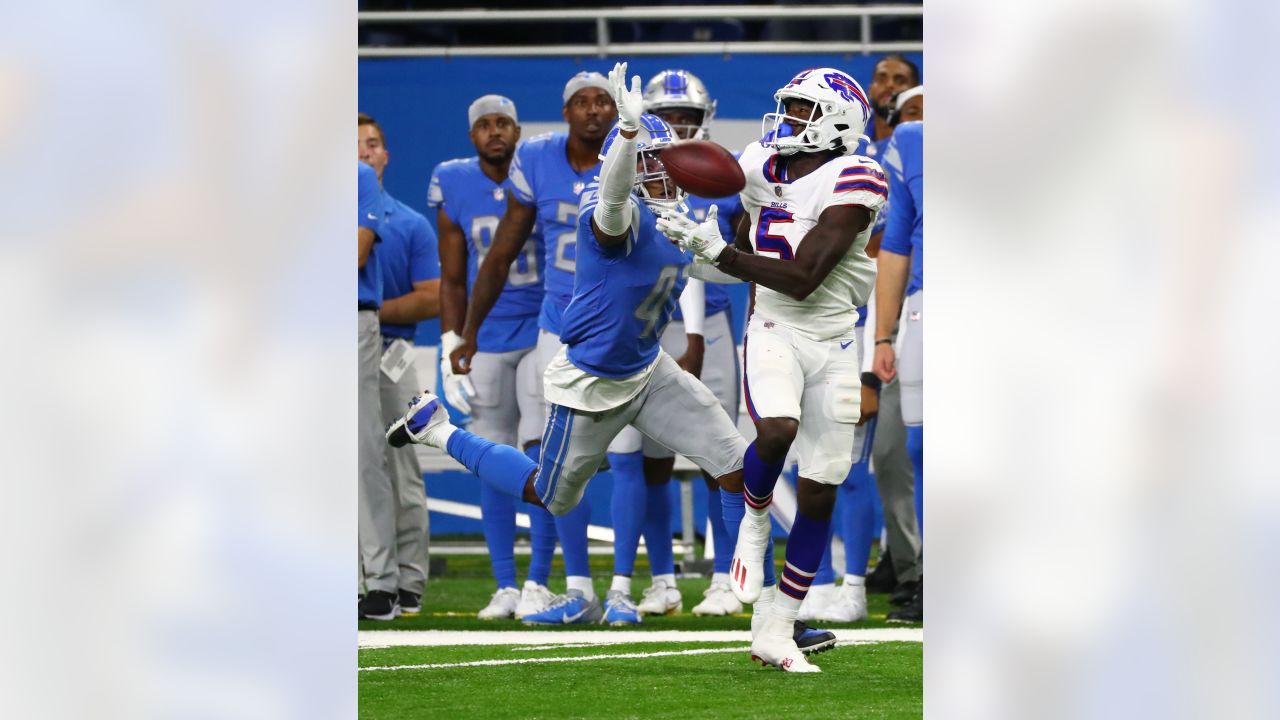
left=599, top=113, right=686, bottom=213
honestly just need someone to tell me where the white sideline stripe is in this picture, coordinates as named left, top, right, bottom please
left=359, top=628, right=922, bottom=648
left=426, top=498, right=617, bottom=543
left=360, top=646, right=750, bottom=671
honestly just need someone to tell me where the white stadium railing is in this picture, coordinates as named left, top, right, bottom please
left=358, top=4, right=923, bottom=58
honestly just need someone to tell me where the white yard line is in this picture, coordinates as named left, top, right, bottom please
left=360, top=646, right=751, bottom=671
left=359, top=628, right=922, bottom=648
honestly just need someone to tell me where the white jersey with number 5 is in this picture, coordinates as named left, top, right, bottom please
left=737, top=141, right=886, bottom=341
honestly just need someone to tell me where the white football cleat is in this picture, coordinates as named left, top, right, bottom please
left=386, top=392, right=451, bottom=448
left=729, top=509, right=771, bottom=603
left=797, top=582, right=837, bottom=622
left=514, top=580, right=555, bottom=619
left=750, top=584, right=777, bottom=640
left=817, top=580, right=868, bottom=623
left=636, top=578, right=683, bottom=615
left=477, top=587, right=520, bottom=620
left=691, top=580, right=743, bottom=616
left=750, top=609, right=821, bottom=673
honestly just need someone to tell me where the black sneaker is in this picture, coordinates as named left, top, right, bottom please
left=865, top=549, right=896, bottom=594
left=398, top=589, right=422, bottom=615
left=887, top=584, right=922, bottom=624
left=890, top=580, right=919, bottom=606
left=793, top=620, right=837, bottom=655
left=359, top=590, right=400, bottom=621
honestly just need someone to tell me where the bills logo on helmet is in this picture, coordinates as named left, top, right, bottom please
left=786, top=68, right=816, bottom=87
left=823, top=71, right=869, bottom=112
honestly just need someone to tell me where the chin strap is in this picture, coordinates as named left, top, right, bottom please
left=593, top=128, right=638, bottom=237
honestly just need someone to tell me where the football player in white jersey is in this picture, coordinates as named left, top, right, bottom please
left=658, top=67, right=884, bottom=672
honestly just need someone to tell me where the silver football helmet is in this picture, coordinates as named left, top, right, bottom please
left=642, top=70, right=717, bottom=141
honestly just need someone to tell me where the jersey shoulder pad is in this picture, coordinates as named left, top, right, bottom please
left=518, top=132, right=563, bottom=156
left=893, top=121, right=924, bottom=142
left=428, top=156, right=475, bottom=207
left=577, top=180, right=601, bottom=220
left=826, top=155, right=888, bottom=208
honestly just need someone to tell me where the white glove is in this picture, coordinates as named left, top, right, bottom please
left=439, top=331, right=476, bottom=414
left=608, top=61, right=644, bottom=132
left=656, top=205, right=727, bottom=264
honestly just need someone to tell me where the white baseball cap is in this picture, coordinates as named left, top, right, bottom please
left=562, top=71, right=610, bottom=104
left=468, top=94, right=519, bottom=127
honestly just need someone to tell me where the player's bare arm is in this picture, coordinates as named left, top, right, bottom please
left=436, top=208, right=469, bottom=335
left=358, top=226, right=376, bottom=268
left=733, top=208, right=753, bottom=253
left=872, top=248, right=910, bottom=382
left=717, top=204, right=872, bottom=300
left=379, top=277, right=441, bottom=324
left=455, top=193, right=536, bottom=373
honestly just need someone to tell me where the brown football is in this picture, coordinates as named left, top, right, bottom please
left=659, top=140, right=745, bottom=198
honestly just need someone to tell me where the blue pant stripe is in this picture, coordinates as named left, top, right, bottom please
left=536, top=404, right=563, bottom=504
left=546, top=406, right=575, bottom=505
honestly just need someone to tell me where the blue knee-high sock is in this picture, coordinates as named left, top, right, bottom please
left=705, top=481, right=733, bottom=574
left=524, top=444, right=557, bottom=587
left=556, top=496, right=593, bottom=579
left=480, top=483, right=518, bottom=589
left=720, top=487, right=777, bottom=587
left=906, top=426, right=924, bottom=534
left=446, top=430, right=536, bottom=501
left=813, top=521, right=836, bottom=586
left=780, top=510, right=832, bottom=602
left=840, top=460, right=877, bottom=576
left=643, top=482, right=675, bottom=576
left=526, top=503, right=557, bottom=586
left=742, top=442, right=786, bottom=509
left=609, top=451, right=646, bottom=577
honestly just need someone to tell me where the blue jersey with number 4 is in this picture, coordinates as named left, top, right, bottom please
left=560, top=185, right=690, bottom=379
left=504, top=132, right=600, bottom=336
left=429, top=156, right=545, bottom=353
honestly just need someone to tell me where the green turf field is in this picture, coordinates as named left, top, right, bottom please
left=359, top=548, right=922, bottom=719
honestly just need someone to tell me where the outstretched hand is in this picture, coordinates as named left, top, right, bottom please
left=608, top=61, right=644, bottom=132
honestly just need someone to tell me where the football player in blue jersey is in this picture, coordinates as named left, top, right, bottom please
left=873, top=119, right=924, bottom=624
left=429, top=96, right=560, bottom=621
left=388, top=63, right=751, bottom=633
left=440, top=69, right=656, bottom=626
left=589, top=69, right=745, bottom=621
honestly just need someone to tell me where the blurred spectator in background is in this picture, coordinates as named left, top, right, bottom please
left=866, top=54, right=921, bottom=159
left=859, top=62, right=923, bottom=610
left=358, top=113, right=441, bottom=620
left=873, top=117, right=924, bottom=624
left=357, top=156, right=397, bottom=620
left=429, top=96, right=561, bottom=622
